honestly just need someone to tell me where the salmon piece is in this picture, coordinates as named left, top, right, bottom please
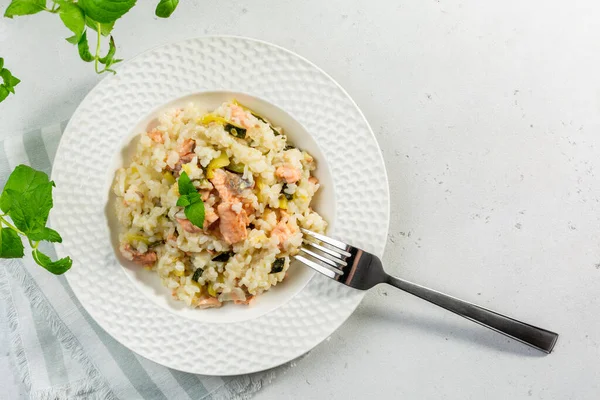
left=217, top=201, right=248, bottom=244
left=179, top=152, right=195, bottom=164
left=203, top=209, right=219, bottom=230
left=229, top=104, right=253, bottom=129
left=167, top=153, right=196, bottom=176
left=177, top=218, right=202, bottom=234
left=200, top=189, right=211, bottom=202
left=178, top=139, right=196, bottom=156
left=276, top=164, right=302, bottom=184
left=122, top=244, right=157, bottom=266
left=147, top=129, right=164, bottom=143
left=242, top=201, right=255, bottom=216
left=234, top=295, right=254, bottom=305
left=308, top=176, right=319, bottom=185
left=196, top=297, right=222, bottom=309
left=210, top=169, right=253, bottom=202
left=271, top=219, right=297, bottom=249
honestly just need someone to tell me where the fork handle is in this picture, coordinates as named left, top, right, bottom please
left=386, top=275, right=558, bottom=353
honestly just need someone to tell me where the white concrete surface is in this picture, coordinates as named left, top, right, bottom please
left=2, top=1, right=600, bottom=399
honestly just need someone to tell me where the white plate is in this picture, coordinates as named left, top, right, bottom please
left=51, top=36, right=389, bottom=375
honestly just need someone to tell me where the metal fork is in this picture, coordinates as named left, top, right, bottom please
left=295, top=228, right=559, bottom=353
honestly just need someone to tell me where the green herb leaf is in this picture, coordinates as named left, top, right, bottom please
left=155, top=0, right=178, bottom=18
left=187, top=191, right=201, bottom=204
left=78, top=0, right=136, bottom=23
left=0, top=228, right=24, bottom=258
left=0, top=165, right=71, bottom=275
left=77, top=31, right=95, bottom=62
left=184, top=201, right=205, bottom=229
left=4, top=0, right=46, bottom=18
left=32, top=249, right=72, bottom=275
left=191, top=268, right=203, bottom=282
left=270, top=258, right=285, bottom=274
left=177, top=171, right=196, bottom=196
left=281, top=183, right=293, bottom=200
left=28, top=227, right=62, bottom=243
left=59, top=2, right=85, bottom=43
left=224, top=124, right=247, bottom=139
left=0, top=164, right=50, bottom=214
left=98, top=36, right=116, bottom=64
left=211, top=252, right=233, bottom=263
left=7, top=182, right=53, bottom=235
left=0, top=61, right=20, bottom=103
left=0, top=68, right=18, bottom=93
left=0, top=87, right=9, bottom=103
left=176, top=195, right=190, bottom=207
left=85, top=16, right=115, bottom=36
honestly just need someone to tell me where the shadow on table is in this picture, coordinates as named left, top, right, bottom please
left=354, top=300, right=548, bottom=357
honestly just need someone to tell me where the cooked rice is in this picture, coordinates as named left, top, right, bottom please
left=113, top=101, right=327, bottom=308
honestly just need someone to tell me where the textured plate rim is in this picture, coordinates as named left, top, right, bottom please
left=51, top=35, right=390, bottom=375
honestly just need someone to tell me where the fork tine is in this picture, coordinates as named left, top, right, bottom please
left=294, top=255, right=342, bottom=278
left=300, top=228, right=352, bottom=254
left=300, top=247, right=347, bottom=268
left=303, top=240, right=349, bottom=261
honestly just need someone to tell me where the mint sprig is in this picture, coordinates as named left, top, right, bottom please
left=177, top=171, right=205, bottom=229
left=0, top=165, right=72, bottom=274
left=1, top=0, right=180, bottom=103
left=0, top=58, right=20, bottom=103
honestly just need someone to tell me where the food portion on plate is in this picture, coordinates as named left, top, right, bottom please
left=113, top=100, right=327, bottom=309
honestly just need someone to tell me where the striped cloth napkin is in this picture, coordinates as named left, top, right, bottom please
left=0, top=123, right=281, bottom=400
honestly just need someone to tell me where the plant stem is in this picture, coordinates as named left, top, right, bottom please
left=94, top=23, right=102, bottom=74
left=0, top=215, right=24, bottom=236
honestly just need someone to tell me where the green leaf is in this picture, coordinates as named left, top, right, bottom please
left=177, top=171, right=196, bottom=196
left=184, top=201, right=205, bottom=229
left=0, top=87, right=8, bottom=103
left=155, top=0, right=178, bottom=18
left=66, top=35, right=79, bottom=44
left=269, top=258, right=285, bottom=274
left=28, top=227, right=62, bottom=243
left=4, top=0, right=46, bottom=18
left=0, top=228, right=24, bottom=258
left=191, top=267, right=203, bottom=282
left=7, top=182, right=53, bottom=234
left=176, top=195, right=190, bottom=207
left=0, top=58, right=3, bottom=70
left=77, top=31, right=94, bottom=62
left=78, top=0, right=136, bottom=23
left=32, top=249, right=72, bottom=275
left=85, top=16, right=114, bottom=36
left=59, top=2, right=85, bottom=43
left=98, top=36, right=116, bottom=64
left=0, top=68, right=19, bottom=93
left=0, top=164, right=50, bottom=214
left=188, top=191, right=201, bottom=204
left=9, top=74, right=20, bottom=87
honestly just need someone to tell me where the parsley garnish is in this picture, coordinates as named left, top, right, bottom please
left=176, top=171, right=205, bottom=229
left=0, top=165, right=72, bottom=274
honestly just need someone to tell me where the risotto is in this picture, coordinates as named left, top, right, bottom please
left=113, top=101, right=327, bottom=308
